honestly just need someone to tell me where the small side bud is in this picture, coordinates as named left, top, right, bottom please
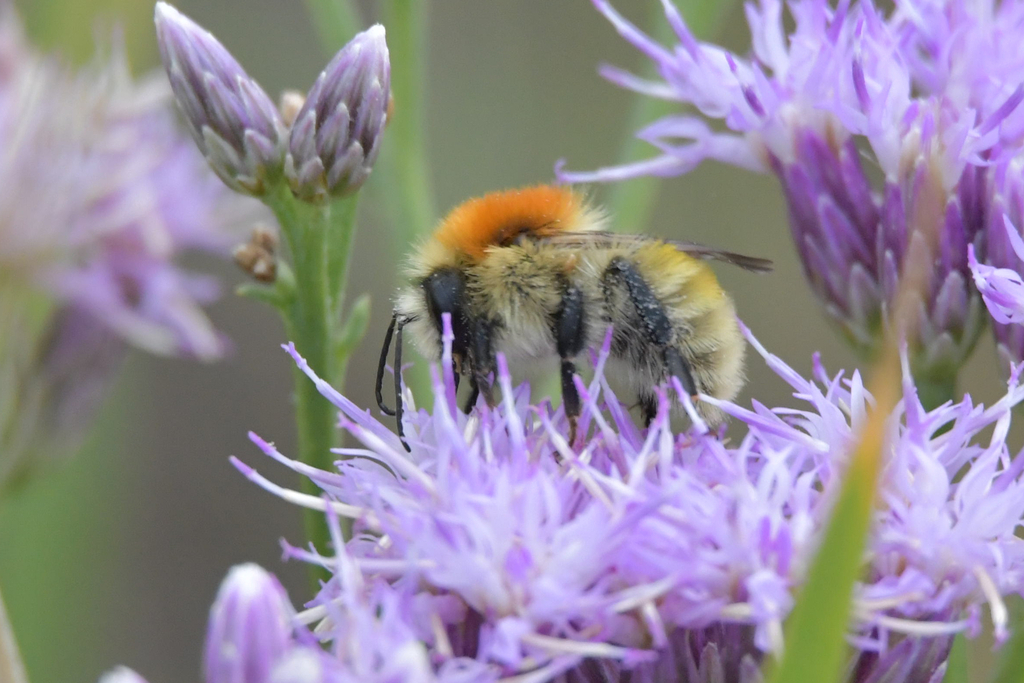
left=233, top=226, right=278, bottom=283
left=286, top=24, right=390, bottom=203
left=204, top=564, right=294, bottom=683
left=278, top=90, right=306, bottom=129
left=155, top=2, right=285, bottom=195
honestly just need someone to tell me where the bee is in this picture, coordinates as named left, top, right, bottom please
left=376, top=185, right=771, bottom=449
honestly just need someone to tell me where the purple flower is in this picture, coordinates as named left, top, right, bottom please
left=558, top=0, right=1024, bottom=391
left=286, top=25, right=390, bottom=203
left=204, top=564, right=296, bottom=683
left=155, top=2, right=286, bottom=196
left=230, top=315, right=1024, bottom=682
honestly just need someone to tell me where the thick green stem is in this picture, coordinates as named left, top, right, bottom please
left=266, top=187, right=336, bottom=566
left=327, top=195, right=359, bottom=318
left=263, top=185, right=364, bottom=572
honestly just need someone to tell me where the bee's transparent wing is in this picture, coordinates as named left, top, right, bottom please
left=536, top=231, right=774, bottom=273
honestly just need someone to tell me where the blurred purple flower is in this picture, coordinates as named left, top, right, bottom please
left=229, top=315, right=1024, bottom=682
left=0, top=5, right=253, bottom=488
left=0, top=6, right=244, bottom=359
left=558, top=0, right=1024, bottom=391
left=101, top=559, right=500, bottom=683
left=286, top=25, right=390, bottom=203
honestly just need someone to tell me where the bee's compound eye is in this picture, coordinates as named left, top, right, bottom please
left=422, top=268, right=469, bottom=354
left=422, top=269, right=466, bottom=323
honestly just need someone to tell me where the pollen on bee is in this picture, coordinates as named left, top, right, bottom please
left=434, top=185, right=587, bottom=260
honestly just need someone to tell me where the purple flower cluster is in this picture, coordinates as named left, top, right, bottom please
left=202, top=315, right=1024, bottom=682
left=560, top=0, right=1024, bottom=388
left=0, top=4, right=243, bottom=359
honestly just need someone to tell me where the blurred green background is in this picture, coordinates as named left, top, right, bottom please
left=0, top=1, right=1010, bottom=682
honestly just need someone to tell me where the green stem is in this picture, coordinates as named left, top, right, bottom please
left=266, top=186, right=336, bottom=568
left=327, top=195, right=360, bottom=319
left=914, top=371, right=957, bottom=412
left=302, top=0, right=362, bottom=52
left=379, top=0, right=436, bottom=246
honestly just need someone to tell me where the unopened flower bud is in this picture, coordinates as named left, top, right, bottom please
left=286, top=25, right=390, bottom=203
left=155, top=2, right=285, bottom=195
left=204, top=564, right=294, bottom=683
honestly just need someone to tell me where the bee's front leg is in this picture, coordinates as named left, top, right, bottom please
left=468, top=318, right=497, bottom=409
left=463, top=377, right=480, bottom=413
left=554, top=283, right=586, bottom=446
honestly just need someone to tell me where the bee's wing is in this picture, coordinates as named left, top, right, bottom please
left=537, top=231, right=774, bottom=273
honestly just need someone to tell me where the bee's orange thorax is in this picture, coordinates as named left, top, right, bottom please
left=434, top=185, right=585, bottom=260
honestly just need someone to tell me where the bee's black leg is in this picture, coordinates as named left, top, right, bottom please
left=664, top=346, right=698, bottom=399
left=554, top=284, right=586, bottom=445
left=375, top=314, right=397, bottom=416
left=393, top=319, right=410, bottom=451
left=605, top=256, right=699, bottom=398
left=469, top=319, right=496, bottom=408
left=463, top=378, right=480, bottom=414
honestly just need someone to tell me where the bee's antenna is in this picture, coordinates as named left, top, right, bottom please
left=393, top=318, right=410, bottom=451
left=375, top=314, right=397, bottom=416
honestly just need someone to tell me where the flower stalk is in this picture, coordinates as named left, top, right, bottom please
left=155, top=4, right=390, bottom=560
left=264, top=185, right=360, bottom=552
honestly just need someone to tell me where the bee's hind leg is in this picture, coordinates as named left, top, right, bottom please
left=604, top=257, right=699, bottom=412
left=664, top=346, right=698, bottom=399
